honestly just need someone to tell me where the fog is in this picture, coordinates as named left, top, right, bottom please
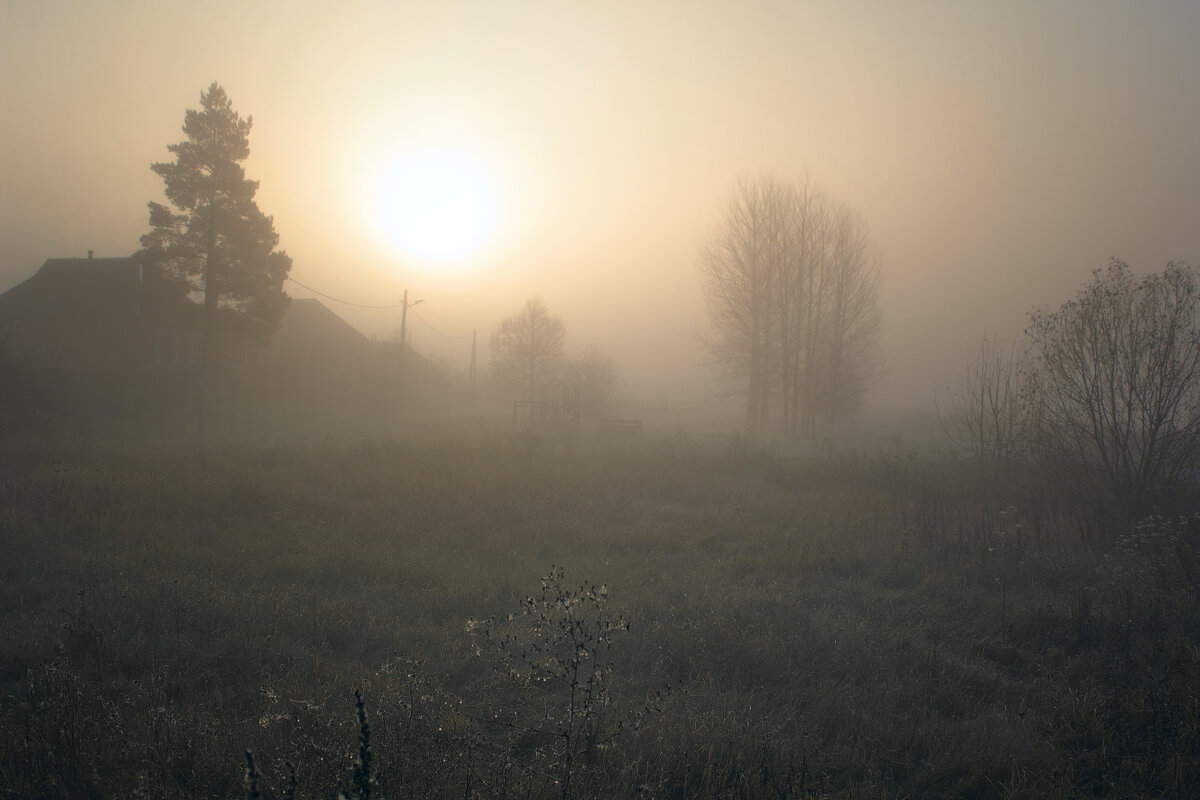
left=3, top=0, right=1199, bottom=433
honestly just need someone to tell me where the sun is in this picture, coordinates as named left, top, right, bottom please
left=375, top=149, right=499, bottom=267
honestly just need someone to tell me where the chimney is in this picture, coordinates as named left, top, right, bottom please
left=87, top=250, right=94, bottom=259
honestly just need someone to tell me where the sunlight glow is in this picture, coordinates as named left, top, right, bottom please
left=375, top=150, right=499, bottom=266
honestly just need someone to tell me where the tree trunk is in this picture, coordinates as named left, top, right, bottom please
left=201, top=202, right=218, bottom=377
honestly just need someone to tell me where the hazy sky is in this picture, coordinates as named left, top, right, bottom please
left=3, top=0, right=1198, bottom=422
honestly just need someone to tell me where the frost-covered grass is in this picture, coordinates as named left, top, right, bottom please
left=1, top=439, right=1198, bottom=798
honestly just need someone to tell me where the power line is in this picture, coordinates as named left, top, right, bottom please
left=408, top=303, right=473, bottom=340
left=287, top=275, right=474, bottom=342
left=286, top=276, right=406, bottom=309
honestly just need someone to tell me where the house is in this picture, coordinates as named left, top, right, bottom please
left=0, top=254, right=252, bottom=370
left=0, top=254, right=468, bottom=439
left=0, top=254, right=445, bottom=384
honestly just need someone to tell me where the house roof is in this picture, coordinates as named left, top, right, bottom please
left=0, top=257, right=194, bottom=368
left=262, top=297, right=445, bottom=383
left=261, top=297, right=375, bottom=371
left=1, top=257, right=153, bottom=313
left=0, top=257, right=444, bottom=381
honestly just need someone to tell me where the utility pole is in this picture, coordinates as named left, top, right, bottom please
left=399, top=288, right=409, bottom=388
left=469, top=329, right=477, bottom=394
left=398, top=289, right=423, bottom=392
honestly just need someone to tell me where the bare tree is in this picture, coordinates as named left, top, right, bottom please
left=938, top=337, right=1029, bottom=463
left=699, top=173, right=882, bottom=442
left=784, top=176, right=832, bottom=440
left=568, top=346, right=620, bottom=422
left=490, top=297, right=566, bottom=400
left=819, top=205, right=883, bottom=432
left=699, top=175, right=792, bottom=438
left=1025, top=259, right=1200, bottom=521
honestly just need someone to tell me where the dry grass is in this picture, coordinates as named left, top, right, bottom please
left=1, top=438, right=1198, bottom=798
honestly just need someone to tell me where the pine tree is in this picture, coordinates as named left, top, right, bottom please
left=138, top=81, right=291, bottom=371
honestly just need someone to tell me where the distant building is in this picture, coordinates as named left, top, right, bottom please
left=0, top=255, right=251, bottom=370
left=0, top=255, right=466, bottom=438
left=0, top=254, right=446, bottom=384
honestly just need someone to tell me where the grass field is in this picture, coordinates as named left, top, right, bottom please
left=2, top=436, right=1198, bottom=798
